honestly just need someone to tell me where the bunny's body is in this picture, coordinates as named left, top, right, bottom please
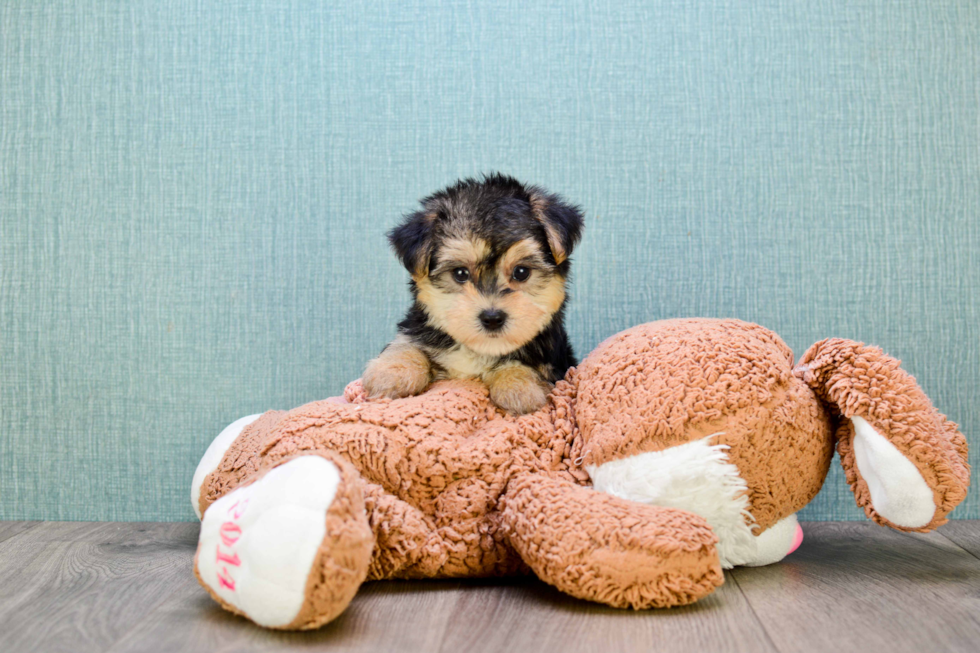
left=191, top=319, right=969, bottom=629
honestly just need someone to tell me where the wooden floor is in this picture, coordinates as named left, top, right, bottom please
left=0, top=521, right=978, bottom=653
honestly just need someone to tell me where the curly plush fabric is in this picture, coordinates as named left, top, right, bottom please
left=501, top=473, right=723, bottom=608
left=199, top=379, right=588, bottom=580
left=574, top=319, right=834, bottom=531
left=194, top=318, right=970, bottom=628
left=796, top=338, right=970, bottom=531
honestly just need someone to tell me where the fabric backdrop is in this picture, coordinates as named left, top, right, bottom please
left=2, top=1, right=977, bottom=521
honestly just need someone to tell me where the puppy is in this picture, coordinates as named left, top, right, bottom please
left=362, top=174, right=584, bottom=414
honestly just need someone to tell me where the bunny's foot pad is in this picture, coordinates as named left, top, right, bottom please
left=194, top=456, right=373, bottom=629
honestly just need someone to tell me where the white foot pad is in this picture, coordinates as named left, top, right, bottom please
left=851, top=416, right=936, bottom=528
left=197, top=457, right=340, bottom=628
left=191, top=414, right=263, bottom=519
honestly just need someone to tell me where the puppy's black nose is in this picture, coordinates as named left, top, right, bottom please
left=479, top=309, right=507, bottom=332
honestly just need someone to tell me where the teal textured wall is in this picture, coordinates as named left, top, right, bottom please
left=1, top=1, right=978, bottom=521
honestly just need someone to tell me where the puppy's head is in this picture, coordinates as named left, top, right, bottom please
left=389, top=174, right=584, bottom=356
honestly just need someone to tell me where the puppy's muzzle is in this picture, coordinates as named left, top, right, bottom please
left=479, top=308, right=507, bottom=332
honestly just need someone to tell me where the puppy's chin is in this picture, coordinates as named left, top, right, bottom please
left=462, top=332, right=529, bottom=357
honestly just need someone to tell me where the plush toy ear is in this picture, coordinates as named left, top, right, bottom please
left=795, top=338, right=970, bottom=532
left=387, top=210, right=438, bottom=279
left=528, top=190, right=584, bottom=266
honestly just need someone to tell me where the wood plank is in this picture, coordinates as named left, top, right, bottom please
left=111, top=547, right=773, bottom=652
left=0, top=521, right=38, bottom=545
left=937, top=521, right=980, bottom=560
left=0, top=522, right=199, bottom=653
left=114, top=574, right=773, bottom=653
left=435, top=574, right=776, bottom=653
left=109, top=575, right=474, bottom=653
left=4, top=521, right=979, bottom=652
left=731, top=521, right=980, bottom=653
left=114, top=567, right=772, bottom=652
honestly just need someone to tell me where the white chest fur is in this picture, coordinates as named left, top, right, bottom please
left=431, top=344, right=498, bottom=380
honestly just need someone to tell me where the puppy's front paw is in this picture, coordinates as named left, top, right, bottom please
left=362, top=345, right=431, bottom=399
left=485, top=364, right=550, bottom=415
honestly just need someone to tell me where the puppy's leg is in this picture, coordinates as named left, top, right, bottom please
left=362, top=335, right=432, bottom=399
left=483, top=361, right=550, bottom=415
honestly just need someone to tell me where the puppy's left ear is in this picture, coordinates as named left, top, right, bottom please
left=388, top=210, right=437, bottom=279
left=529, top=190, right=584, bottom=266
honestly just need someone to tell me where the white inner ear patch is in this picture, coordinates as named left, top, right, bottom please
left=851, top=416, right=936, bottom=528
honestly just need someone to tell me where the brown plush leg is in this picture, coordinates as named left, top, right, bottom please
left=361, top=482, right=522, bottom=579
left=500, top=473, right=724, bottom=609
left=361, top=482, right=445, bottom=579
left=195, top=451, right=375, bottom=630
left=196, top=410, right=286, bottom=517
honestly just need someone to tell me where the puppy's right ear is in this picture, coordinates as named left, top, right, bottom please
left=388, top=210, right=437, bottom=279
left=529, top=191, right=584, bottom=266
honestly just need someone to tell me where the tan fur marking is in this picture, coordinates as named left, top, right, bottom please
left=417, top=261, right=566, bottom=358
left=498, top=239, right=547, bottom=285
left=431, top=345, right=498, bottom=380
left=430, top=237, right=490, bottom=275
left=492, top=274, right=566, bottom=350
left=362, top=335, right=432, bottom=398
left=483, top=361, right=550, bottom=414
left=529, top=194, right=566, bottom=265
left=416, top=276, right=500, bottom=354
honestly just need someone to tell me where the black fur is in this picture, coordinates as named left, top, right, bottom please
left=387, top=172, right=584, bottom=278
left=396, top=303, right=456, bottom=351
left=387, top=173, right=584, bottom=383
left=501, top=304, right=577, bottom=382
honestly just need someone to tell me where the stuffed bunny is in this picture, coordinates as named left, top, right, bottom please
left=190, top=319, right=969, bottom=629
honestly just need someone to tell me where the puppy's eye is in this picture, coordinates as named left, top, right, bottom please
left=452, top=267, right=470, bottom=283
left=512, top=266, right=531, bottom=282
